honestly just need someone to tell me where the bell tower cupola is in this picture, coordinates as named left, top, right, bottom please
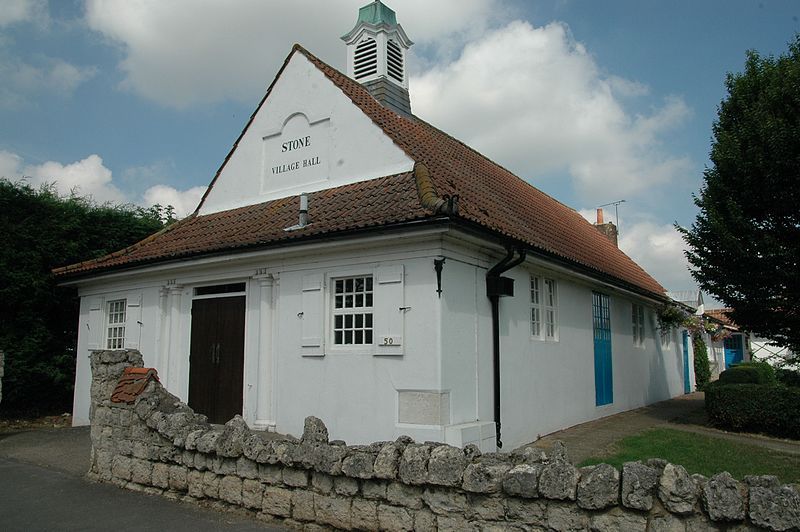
left=342, top=0, right=413, bottom=116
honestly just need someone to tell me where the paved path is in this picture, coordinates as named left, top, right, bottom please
left=0, top=427, right=285, bottom=531
left=530, top=392, right=800, bottom=464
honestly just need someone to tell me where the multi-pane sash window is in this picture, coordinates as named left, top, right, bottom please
left=632, top=304, right=645, bottom=345
left=333, top=276, right=374, bottom=345
left=531, top=276, right=558, bottom=340
left=106, top=299, right=126, bottom=349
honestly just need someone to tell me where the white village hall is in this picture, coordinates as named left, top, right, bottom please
left=57, top=1, right=694, bottom=452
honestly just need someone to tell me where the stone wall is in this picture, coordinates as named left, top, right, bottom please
left=88, top=349, right=800, bottom=531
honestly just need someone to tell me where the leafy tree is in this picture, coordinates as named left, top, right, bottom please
left=0, top=179, right=166, bottom=416
left=679, top=36, right=800, bottom=357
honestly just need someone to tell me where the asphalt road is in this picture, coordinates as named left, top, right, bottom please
left=0, top=428, right=286, bottom=531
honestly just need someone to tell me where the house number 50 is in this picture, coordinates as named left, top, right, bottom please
left=382, top=337, right=394, bottom=346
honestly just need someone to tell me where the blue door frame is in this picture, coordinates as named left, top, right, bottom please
left=593, top=292, right=613, bottom=406
left=724, top=335, right=744, bottom=369
left=682, top=330, right=691, bottom=394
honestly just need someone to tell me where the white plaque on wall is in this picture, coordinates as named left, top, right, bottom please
left=261, top=112, right=331, bottom=195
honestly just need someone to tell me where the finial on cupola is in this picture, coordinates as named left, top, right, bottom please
left=341, top=0, right=414, bottom=116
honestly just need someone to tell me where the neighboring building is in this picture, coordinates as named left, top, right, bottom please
left=704, top=308, right=749, bottom=376
left=56, top=1, right=693, bottom=451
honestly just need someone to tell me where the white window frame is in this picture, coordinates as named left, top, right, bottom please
left=105, top=298, right=127, bottom=349
left=531, top=275, right=558, bottom=341
left=329, top=273, right=375, bottom=350
left=632, top=303, right=645, bottom=346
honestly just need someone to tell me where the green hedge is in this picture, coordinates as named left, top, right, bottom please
left=705, top=382, right=800, bottom=439
left=777, top=368, right=800, bottom=388
left=718, top=361, right=776, bottom=385
left=692, top=333, right=711, bottom=390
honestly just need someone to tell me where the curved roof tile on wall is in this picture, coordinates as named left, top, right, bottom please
left=55, top=45, right=665, bottom=298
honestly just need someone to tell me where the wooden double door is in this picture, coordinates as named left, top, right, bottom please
left=188, top=296, right=245, bottom=424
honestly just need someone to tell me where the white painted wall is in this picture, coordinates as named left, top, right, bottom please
left=438, top=237, right=692, bottom=451
left=199, top=53, right=414, bottom=215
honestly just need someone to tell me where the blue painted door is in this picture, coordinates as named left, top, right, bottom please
left=724, top=335, right=744, bottom=369
left=593, top=292, right=613, bottom=406
left=682, top=330, right=691, bottom=393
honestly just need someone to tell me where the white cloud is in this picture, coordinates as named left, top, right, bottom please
left=0, top=149, right=23, bottom=177
left=0, top=0, right=48, bottom=28
left=0, top=54, right=96, bottom=108
left=411, top=21, right=692, bottom=201
left=84, top=0, right=503, bottom=108
left=22, top=154, right=126, bottom=204
left=619, top=220, right=693, bottom=291
left=143, top=184, right=206, bottom=218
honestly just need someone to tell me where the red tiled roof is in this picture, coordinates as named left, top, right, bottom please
left=705, top=308, right=736, bottom=327
left=55, top=45, right=665, bottom=298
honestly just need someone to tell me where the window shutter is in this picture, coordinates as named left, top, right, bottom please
left=374, top=264, right=404, bottom=355
left=124, top=293, right=143, bottom=349
left=301, top=273, right=324, bottom=356
left=87, top=298, right=103, bottom=350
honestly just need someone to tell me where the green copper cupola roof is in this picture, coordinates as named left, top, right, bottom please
left=357, top=0, right=397, bottom=26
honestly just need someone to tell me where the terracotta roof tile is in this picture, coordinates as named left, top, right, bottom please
left=111, top=367, right=160, bottom=404
left=55, top=45, right=665, bottom=298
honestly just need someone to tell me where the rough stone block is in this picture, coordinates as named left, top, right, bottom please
left=94, top=450, right=113, bottom=481
left=647, top=511, right=686, bottom=532
left=242, top=479, right=263, bottom=509
left=427, top=445, right=467, bottom=487
left=547, top=501, right=590, bottom=531
left=538, top=461, right=579, bottom=501
left=342, top=451, right=376, bottom=479
left=151, top=462, right=170, bottom=489
left=399, top=444, right=430, bottom=485
left=621, top=461, right=659, bottom=511
left=212, top=457, right=236, bottom=476
left=503, top=463, right=542, bottom=499
left=387, top=482, right=424, bottom=509
left=333, top=476, right=359, bottom=496
left=241, top=432, right=266, bottom=461
left=168, top=465, right=188, bottom=492
left=258, top=464, right=282, bottom=485
left=351, top=499, right=379, bottom=530
left=463, top=461, right=512, bottom=494
left=749, top=484, right=800, bottom=531
left=130, top=458, right=153, bottom=485
left=302, top=416, right=329, bottom=444
left=218, top=475, right=242, bottom=505
left=236, top=456, right=258, bottom=479
left=282, top=467, right=309, bottom=488
left=193, top=453, right=208, bottom=472
left=111, top=455, right=132, bottom=481
left=414, top=508, right=438, bottom=532
left=362, top=480, right=388, bottom=500
left=184, top=429, right=205, bottom=451
left=311, top=442, right=347, bottom=475
left=291, top=490, right=315, bottom=521
left=590, top=506, right=648, bottom=532
left=312, top=472, right=333, bottom=494
left=314, top=495, right=352, bottom=530
left=436, top=515, right=472, bottom=532
left=467, top=494, right=505, bottom=521
left=702, top=471, right=746, bottom=522
left=503, top=497, right=547, bottom=526
left=377, top=504, right=414, bottom=532
left=659, top=463, right=698, bottom=515
left=214, top=415, right=249, bottom=458
left=195, top=430, right=222, bottom=454
left=263, top=486, right=292, bottom=518
left=374, top=442, right=401, bottom=480
left=577, top=463, right=619, bottom=510
left=202, top=471, right=220, bottom=499
left=187, top=470, right=204, bottom=498
left=423, top=487, right=468, bottom=515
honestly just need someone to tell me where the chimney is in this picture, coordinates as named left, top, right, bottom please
left=342, top=1, right=413, bottom=117
left=594, top=208, right=619, bottom=247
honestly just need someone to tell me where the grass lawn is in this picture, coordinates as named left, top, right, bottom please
left=579, top=427, right=800, bottom=484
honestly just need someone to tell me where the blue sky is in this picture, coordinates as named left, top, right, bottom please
left=1, top=0, right=797, bottom=296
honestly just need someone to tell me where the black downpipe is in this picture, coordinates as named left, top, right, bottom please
left=487, top=246, right=527, bottom=449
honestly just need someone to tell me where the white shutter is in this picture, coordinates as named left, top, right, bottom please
left=86, top=298, right=103, bottom=350
left=374, top=264, right=404, bottom=356
left=124, top=293, right=143, bottom=349
left=301, top=273, right=324, bottom=356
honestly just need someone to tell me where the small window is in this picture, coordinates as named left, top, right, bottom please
left=332, top=275, right=374, bottom=345
left=386, top=39, right=404, bottom=83
left=632, top=303, right=645, bottom=346
left=531, top=276, right=558, bottom=341
left=354, top=38, right=378, bottom=80
left=106, top=299, right=126, bottom=349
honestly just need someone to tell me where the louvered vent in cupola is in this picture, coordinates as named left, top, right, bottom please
left=386, top=39, right=403, bottom=83
left=354, top=38, right=378, bottom=80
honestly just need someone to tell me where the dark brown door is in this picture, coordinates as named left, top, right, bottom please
left=188, top=296, right=246, bottom=424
